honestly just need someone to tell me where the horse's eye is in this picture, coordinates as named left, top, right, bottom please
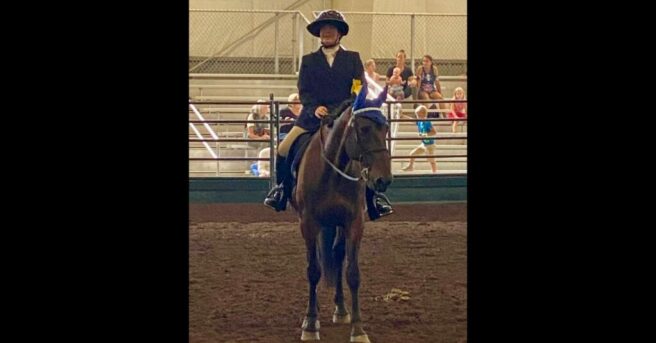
left=360, top=126, right=371, bottom=135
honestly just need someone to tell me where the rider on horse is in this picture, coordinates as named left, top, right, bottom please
left=263, top=9, right=394, bottom=219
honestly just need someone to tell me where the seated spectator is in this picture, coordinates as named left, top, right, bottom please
left=256, top=147, right=274, bottom=178
left=250, top=162, right=260, bottom=177
left=448, top=87, right=467, bottom=133
left=278, top=93, right=301, bottom=141
left=364, top=59, right=382, bottom=82
left=245, top=100, right=271, bottom=150
left=386, top=49, right=415, bottom=100
left=364, top=59, right=393, bottom=108
left=388, top=67, right=405, bottom=101
left=415, top=54, right=444, bottom=118
left=401, top=105, right=438, bottom=173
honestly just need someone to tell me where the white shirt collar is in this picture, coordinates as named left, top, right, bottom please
left=321, top=45, right=339, bottom=56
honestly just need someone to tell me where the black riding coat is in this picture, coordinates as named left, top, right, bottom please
left=295, top=47, right=364, bottom=132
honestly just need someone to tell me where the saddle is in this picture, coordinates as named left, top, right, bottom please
left=281, top=132, right=313, bottom=203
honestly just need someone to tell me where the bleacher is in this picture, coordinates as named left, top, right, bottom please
left=189, top=74, right=466, bottom=177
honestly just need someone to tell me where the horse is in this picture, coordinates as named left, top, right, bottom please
left=288, top=84, right=392, bottom=342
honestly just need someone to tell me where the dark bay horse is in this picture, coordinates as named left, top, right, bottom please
left=289, top=85, right=392, bottom=342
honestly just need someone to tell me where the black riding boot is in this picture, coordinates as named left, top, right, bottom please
left=366, top=188, right=394, bottom=220
left=263, top=155, right=288, bottom=211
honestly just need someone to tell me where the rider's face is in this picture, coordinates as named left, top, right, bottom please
left=320, top=25, right=340, bottom=47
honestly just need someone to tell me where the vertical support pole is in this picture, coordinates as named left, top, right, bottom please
left=387, top=100, right=393, bottom=172
left=298, top=14, right=304, bottom=74
left=410, top=14, right=416, bottom=72
left=274, top=13, right=280, bottom=74
left=269, top=93, right=276, bottom=188
left=292, top=13, right=297, bottom=74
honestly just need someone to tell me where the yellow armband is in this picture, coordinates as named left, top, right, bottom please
left=351, top=79, right=362, bottom=95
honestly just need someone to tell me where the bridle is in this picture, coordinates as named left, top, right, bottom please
left=319, top=107, right=389, bottom=182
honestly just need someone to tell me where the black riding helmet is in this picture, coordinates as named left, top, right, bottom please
left=306, top=9, right=349, bottom=37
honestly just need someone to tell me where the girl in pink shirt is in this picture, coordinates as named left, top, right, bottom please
left=448, top=87, right=467, bottom=133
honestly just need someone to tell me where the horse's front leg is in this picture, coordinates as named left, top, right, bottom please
left=332, top=226, right=350, bottom=324
left=345, top=216, right=370, bottom=343
left=301, top=219, right=322, bottom=341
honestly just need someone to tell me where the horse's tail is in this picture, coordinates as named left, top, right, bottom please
left=317, top=226, right=346, bottom=288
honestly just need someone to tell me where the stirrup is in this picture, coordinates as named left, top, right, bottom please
left=263, top=185, right=286, bottom=211
left=375, top=193, right=394, bottom=217
left=375, top=192, right=393, bottom=207
left=266, top=184, right=282, bottom=198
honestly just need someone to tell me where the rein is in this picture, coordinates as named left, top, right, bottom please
left=318, top=109, right=388, bottom=182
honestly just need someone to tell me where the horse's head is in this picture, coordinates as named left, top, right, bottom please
left=344, top=80, right=393, bottom=192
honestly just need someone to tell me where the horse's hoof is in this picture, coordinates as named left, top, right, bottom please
left=350, top=334, right=370, bottom=343
left=332, top=313, right=351, bottom=324
left=301, top=330, right=320, bottom=341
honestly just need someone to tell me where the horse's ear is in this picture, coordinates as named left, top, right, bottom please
left=375, top=85, right=389, bottom=106
left=353, top=80, right=367, bottom=110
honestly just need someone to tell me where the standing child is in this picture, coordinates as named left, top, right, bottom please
left=401, top=105, right=438, bottom=173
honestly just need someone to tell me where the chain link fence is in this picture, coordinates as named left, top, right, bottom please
left=190, top=10, right=315, bottom=74
left=190, top=10, right=466, bottom=76
left=318, top=12, right=467, bottom=76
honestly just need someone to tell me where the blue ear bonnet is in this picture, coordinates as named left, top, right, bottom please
left=352, top=107, right=388, bottom=126
left=351, top=79, right=389, bottom=126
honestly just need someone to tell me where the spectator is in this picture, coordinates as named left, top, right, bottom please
left=257, top=147, right=274, bottom=178
left=448, top=87, right=467, bottom=133
left=245, top=100, right=271, bottom=150
left=401, top=105, right=438, bottom=173
left=415, top=54, right=444, bottom=118
left=278, top=93, right=302, bottom=141
left=364, top=59, right=381, bottom=82
left=388, top=67, right=405, bottom=101
left=386, top=49, right=415, bottom=100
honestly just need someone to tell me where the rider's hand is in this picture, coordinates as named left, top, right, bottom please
left=314, top=106, right=328, bottom=119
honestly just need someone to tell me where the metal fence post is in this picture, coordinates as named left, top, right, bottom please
left=292, top=12, right=297, bottom=74
left=274, top=13, right=279, bottom=74
left=269, top=93, right=276, bottom=188
left=410, top=14, right=416, bottom=72
left=298, top=13, right=304, bottom=74
left=387, top=101, right=393, bottom=153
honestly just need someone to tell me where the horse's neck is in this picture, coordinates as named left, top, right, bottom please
left=323, top=108, right=352, bottom=168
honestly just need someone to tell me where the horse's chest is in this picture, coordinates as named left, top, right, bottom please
left=313, top=195, right=359, bottom=224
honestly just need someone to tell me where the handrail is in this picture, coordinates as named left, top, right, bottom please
left=189, top=96, right=467, bottom=177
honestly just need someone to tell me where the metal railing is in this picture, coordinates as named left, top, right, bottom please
left=189, top=95, right=467, bottom=182
left=189, top=97, right=278, bottom=187
left=383, top=99, right=467, bottom=163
